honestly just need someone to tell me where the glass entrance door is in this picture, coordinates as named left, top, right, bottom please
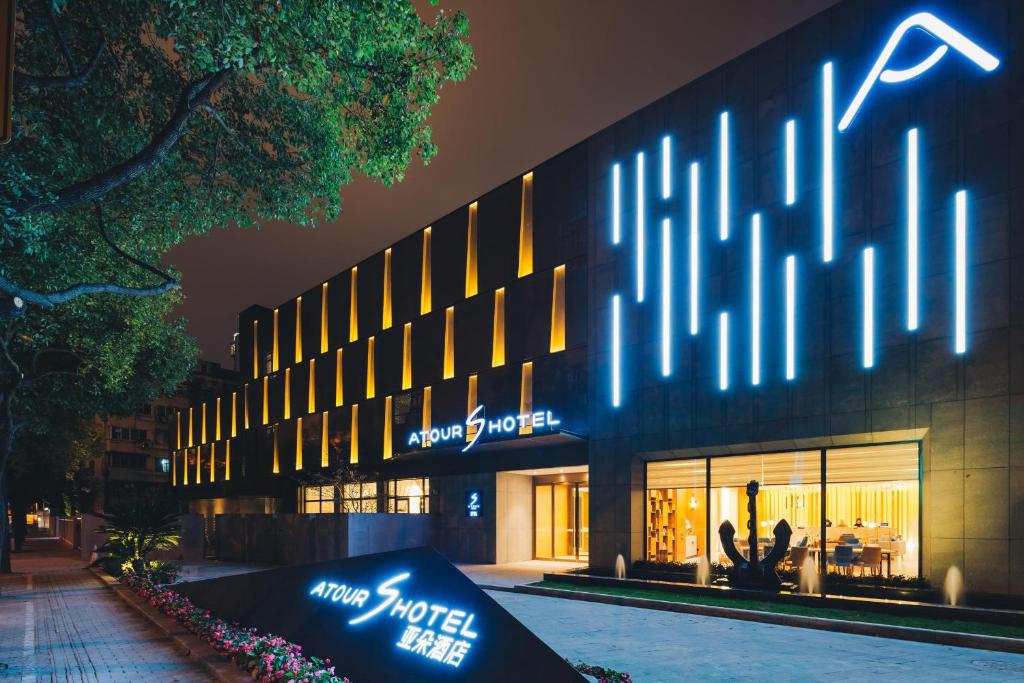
left=534, top=482, right=589, bottom=561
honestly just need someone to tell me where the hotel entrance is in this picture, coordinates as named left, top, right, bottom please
left=530, top=467, right=589, bottom=561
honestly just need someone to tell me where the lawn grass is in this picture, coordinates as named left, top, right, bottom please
left=530, top=580, right=1024, bottom=639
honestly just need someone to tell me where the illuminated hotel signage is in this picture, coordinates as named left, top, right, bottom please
left=466, top=490, right=482, bottom=518
left=607, top=10, right=1001, bottom=408
left=406, top=404, right=561, bottom=452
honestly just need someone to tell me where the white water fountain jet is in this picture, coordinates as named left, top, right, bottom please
left=614, top=554, right=626, bottom=579
left=944, top=566, right=964, bottom=606
left=799, top=555, right=820, bottom=594
left=695, top=556, right=711, bottom=586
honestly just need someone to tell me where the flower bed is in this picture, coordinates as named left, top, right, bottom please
left=121, top=572, right=632, bottom=682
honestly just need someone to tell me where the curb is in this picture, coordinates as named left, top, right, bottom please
left=513, top=584, right=1024, bottom=655
left=89, top=568, right=251, bottom=683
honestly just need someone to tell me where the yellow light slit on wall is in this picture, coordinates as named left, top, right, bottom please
left=335, top=348, right=344, bottom=406
left=422, top=386, right=432, bottom=447
left=225, top=439, right=231, bottom=481
left=518, top=172, right=534, bottom=278
left=295, top=296, right=303, bottom=364
left=420, top=227, right=432, bottom=315
left=382, top=248, right=393, bottom=330
left=465, top=202, right=478, bottom=298
left=252, top=320, right=259, bottom=379
left=272, top=426, right=280, bottom=474
left=201, top=402, right=207, bottom=444
left=402, top=322, right=413, bottom=390
left=519, top=361, right=533, bottom=435
left=210, top=441, right=216, bottom=482
left=320, top=282, right=329, bottom=354
left=443, top=306, right=455, bottom=379
left=183, top=449, right=189, bottom=485
left=188, top=407, right=194, bottom=446
left=550, top=264, right=566, bottom=353
left=284, top=367, right=292, bottom=420
left=492, top=288, right=506, bottom=367
left=383, top=395, right=393, bottom=460
left=215, top=397, right=222, bottom=441
left=272, top=308, right=280, bottom=372
left=262, top=376, right=269, bottom=425
left=366, top=336, right=376, bottom=399
left=349, top=267, right=359, bottom=342
left=231, top=392, right=237, bottom=437
left=176, top=411, right=181, bottom=449
left=243, top=383, right=250, bottom=429
left=295, top=416, right=303, bottom=470
left=320, top=411, right=329, bottom=467
left=172, top=451, right=177, bottom=486
left=196, top=445, right=202, bottom=484
left=466, top=374, right=478, bottom=443
left=308, top=358, right=316, bottom=413
left=350, top=404, right=359, bottom=464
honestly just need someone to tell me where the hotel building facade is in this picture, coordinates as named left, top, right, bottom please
left=172, top=0, right=1024, bottom=595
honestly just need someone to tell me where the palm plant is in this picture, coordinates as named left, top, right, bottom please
left=92, top=498, right=181, bottom=575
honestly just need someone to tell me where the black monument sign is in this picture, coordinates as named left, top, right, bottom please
left=172, top=546, right=583, bottom=682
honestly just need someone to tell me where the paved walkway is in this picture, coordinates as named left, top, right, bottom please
left=0, top=538, right=212, bottom=682
left=456, top=559, right=585, bottom=587
left=489, top=590, right=1024, bottom=682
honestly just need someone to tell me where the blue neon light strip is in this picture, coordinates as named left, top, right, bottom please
left=719, top=111, right=729, bottom=241
left=863, top=247, right=875, bottom=369
left=955, top=190, right=967, bottom=354
left=907, top=128, right=919, bottom=331
left=636, top=152, right=646, bottom=302
left=612, top=294, right=622, bottom=407
left=785, top=120, right=796, bottom=206
left=661, top=136, right=672, bottom=200
left=785, top=255, right=796, bottom=381
left=823, top=62, right=835, bottom=263
left=751, top=213, right=761, bottom=386
left=719, top=312, right=729, bottom=391
left=689, top=162, right=700, bottom=336
left=661, top=218, right=672, bottom=377
left=612, top=163, right=621, bottom=245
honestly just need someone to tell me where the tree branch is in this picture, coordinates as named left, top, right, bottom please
left=14, top=39, right=107, bottom=90
left=198, top=104, right=305, bottom=171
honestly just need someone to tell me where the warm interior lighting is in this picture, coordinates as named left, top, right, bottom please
left=295, top=296, right=303, bottom=363
left=215, top=397, right=222, bottom=441
left=283, top=368, right=292, bottom=419
left=422, top=387, right=432, bottom=447
left=350, top=404, right=359, bottom=463
left=231, top=392, right=237, bottom=437
left=550, top=265, right=566, bottom=353
left=320, top=411, right=329, bottom=467
left=320, top=283, right=329, bottom=354
left=201, top=403, right=207, bottom=444
left=383, top=248, right=393, bottom=330
left=519, top=361, right=534, bottom=435
left=466, top=374, right=478, bottom=443
left=402, top=322, right=413, bottom=390
left=272, top=426, right=280, bottom=474
left=252, top=320, right=259, bottom=379
left=335, top=348, right=344, bottom=406
left=295, top=417, right=303, bottom=470
left=308, top=358, right=316, bottom=413
left=383, top=395, right=393, bottom=460
left=518, top=172, right=534, bottom=278
left=225, top=439, right=231, bottom=481
left=262, top=376, right=269, bottom=425
left=443, top=306, right=455, bottom=379
left=492, top=288, right=505, bottom=367
left=366, top=336, right=376, bottom=399
left=466, top=202, right=478, bottom=297
left=421, top=228, right=432, bottom=315
left=272, top=308, right=280, bottom=371
left=349, top=268, right=359, bottom=342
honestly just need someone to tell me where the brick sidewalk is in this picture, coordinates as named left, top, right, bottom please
left=0, top=538, right=212, bottom=682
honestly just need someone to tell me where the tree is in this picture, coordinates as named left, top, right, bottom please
left=0, top=0, right=472, bottom=571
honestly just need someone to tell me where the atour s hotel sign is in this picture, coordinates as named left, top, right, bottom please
left=172, top=547, right=583, bottom=682
left=406, top=404, right=562, bottom=452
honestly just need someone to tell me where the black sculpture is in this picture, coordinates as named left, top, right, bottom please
left=718, top=479, right=792, bottom=589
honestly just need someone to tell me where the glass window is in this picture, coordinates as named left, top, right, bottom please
left=388, top=478, right=430, bottom=514
left=646, top=459, right=706, bottom=563
left=342, top=482, right=378, bottom=513
left=302, top=485, right=336, bottom=513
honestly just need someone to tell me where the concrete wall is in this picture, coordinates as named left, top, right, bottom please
left=433, top=472, right=496, bottom=563
left=80, top=512, right=205, bottom=563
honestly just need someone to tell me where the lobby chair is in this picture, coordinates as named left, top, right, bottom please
left=830, top=544, right=855, bottom=576
left=787, top=546, right=809, bottom=570
left=856, top=545, right=882, bottom=577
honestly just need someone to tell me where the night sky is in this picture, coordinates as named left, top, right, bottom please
left=168, top=0, right=836, bottom=367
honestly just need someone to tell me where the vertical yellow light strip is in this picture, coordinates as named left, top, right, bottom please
left=210, top=441, right=216, bottom=482
left=366, top=336, right=376, bottom=399
left=466, top=202, right=478, bottom=298
left=172, top=451, right=177, bottom=486
left=308, top=358, right=316, bottom=413
left=349, top=267, right=359, bottom=342
left=243, top=384, right=250, bottom=429
left=466, top=374, right=478, bottom=443
left=402, top=322, right=413, bottom=390
left=320, top=282, right=329, bottom=354
left=492, top=288, right=506, bottom=367
left=188, top=407, right=194, bottom=446
left=518, top=172, right=534, bottom=278
left=519, top=361, right=534, bottom=435
left=283, top=367, right=292, bottom=420
left=383, top=395, right=393, bottom=460
left=550, top=264, right=566, bottom=353
left=231, top=391, right=237, bottom=437
left=176, top=411, right=181, bottom=449
left=252, top=320, right=259, bottom=379
left=420, top=227, right=432, bottom=315
left=183, top=449, right=189, bottom=485
left=320, top=411, right=329, bottom=467
left=382, top=248, right=393, bottom=330
left=262, top=376, right=269, bottom=425
left=272, top=426, right=280, bottom=474
left=295, top=416, right=303, bottom=470
left=350, top=404, right=359, bottom=464
left=422, top=386, right=432, bottom=448
left=335, top=348, right=344, bottom=406
left=443, top=306, right=455, bottom=379
left=196, top=445, right=202, bottom=484
left=294, top=296, right=303, bottom=364
left=215, top=397, right=222, bottom=441
left=201, top=402, right=207, bottom=444
left=225, top=439, right=231, bottom=481
left=272, top=308, right=280, bottom=372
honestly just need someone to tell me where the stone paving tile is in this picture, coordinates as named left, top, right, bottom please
left=489, top=590, right=1024, bottom=683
